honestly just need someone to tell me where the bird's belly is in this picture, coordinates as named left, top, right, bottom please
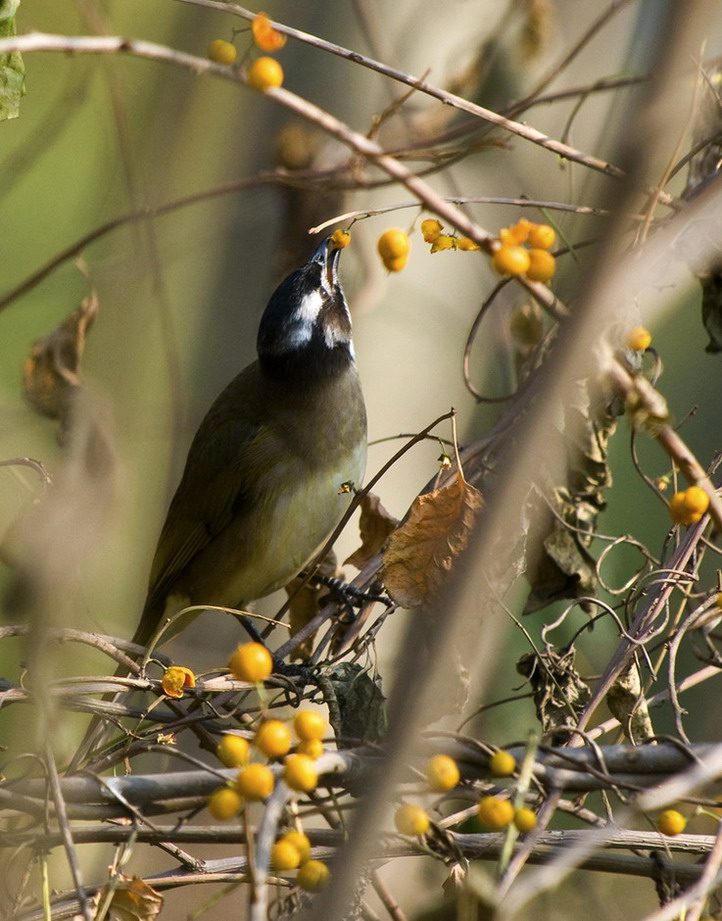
left=189, top=441, right=366, bottom=606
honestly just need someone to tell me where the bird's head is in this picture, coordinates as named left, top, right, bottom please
left=257, top=237, right=355, bottom=379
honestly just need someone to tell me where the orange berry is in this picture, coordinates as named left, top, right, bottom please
left=271, top=839, right=301, bottom=871
left=293, top=710, right=326, bottom=741
left=489, top=750, right=516, bottom=776
left=626, top=326, right=652, bottom=351
left=378, top=228, right=410, bottom=261
left=255, top=720, right=293, bottom=759
left=284, top=753, right=318, bottom=792
left=477, top=796, right=515, bottom=829
left=207, top=786, right=243, bottom=820
left=657, top=809, right=686, bottom=836
left=281, top=830, right=312, bottom=864
left=526, top=249, right=556, bottom=283
left=669, top=487, right=710, bottom=525
left=513, top=807, right=538, bottom=833
left=456, top=236, right=481, bottom=251
left=247, top=56, right=284, bottom=91
left=425, top=754, right=460, bottom=792
left=296, top=738, right=324, bottom=759
left=228, top=642, right=273, bottom=682
left=251, top=13, right=287, bottom=51
left=528, top=223, right=556, bottom=249
left=383, top=254, right=407, bottom=272
left=216, top=734, right=250, bottom=768
left=420, top=219, right=444, bottom=243
left=394, top=803, right=430, bottom=836
left=330, top=229, right=351, bottom=250
left=161, top=665, right=196, bottom=698
left=235, top=763, right=275, bottom=801
left=508, top=219, right=532, bottom=244
left=207, top=39, right=237, bottom=65
left=296, top=859, right=330, bottom=892
left=682, top=485, right=709, bottom=516
left=491, top=244, right=531, bottom=277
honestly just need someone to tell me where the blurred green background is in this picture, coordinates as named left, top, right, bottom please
left=2, top=1, right=722, bottom=918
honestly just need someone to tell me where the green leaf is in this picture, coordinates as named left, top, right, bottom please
left=0, top=1, right=25, bottom=121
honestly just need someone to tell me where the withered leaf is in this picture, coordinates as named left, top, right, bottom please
left=22, top=291, right=98, bottom=442
left=286, top=550, right=340, bottom=660
left=345, top=491, right=398, bottom=570
left=382, top=471, right=483, bottom=608
left=606, top=658, right=654, bottom=744
left=98, top=875, right=164, bottom=921
left=517, top=647, right=590, bottom=743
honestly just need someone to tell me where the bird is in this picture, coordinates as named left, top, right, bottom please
left=134, top=234, right=367, bottom=647
left=69, top=235, right=366, bottom=769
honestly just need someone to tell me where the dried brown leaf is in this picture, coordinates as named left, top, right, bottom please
left=344, top=491, right=398, bottom=570
left=286, top=550, right=340, bottom=660
left=22, top=291, right=98, bottom=441
left=98, top=875, right=164, bottom=921
left=382, top=471, right=483, bottom=608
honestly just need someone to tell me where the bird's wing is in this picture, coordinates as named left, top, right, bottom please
left=136, top=392, right=274, bottom=642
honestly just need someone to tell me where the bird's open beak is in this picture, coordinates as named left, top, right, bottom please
left=310, top=236, right=341, bottom=291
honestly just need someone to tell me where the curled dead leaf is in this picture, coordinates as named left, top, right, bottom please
left=96, top=874, right=164, bottom=921
left=22, top=291, right=98, bottom=442
left=345, top=491, right=398, bottom=570
left=382, top=471, right=483, bottom=608
left=286, top=550, right=340, bottom=660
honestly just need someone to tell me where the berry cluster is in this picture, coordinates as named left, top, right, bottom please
left=374, top=217, right=557, bottom=284
left=207, top=12, right=286, bottom=90
left=207, top=706, right=330, bottom=890
left=393, top=750, right=538, bottom=841
left=668, top=485, right=710, bottom=525
left=491, top=218, right=556, bottom=282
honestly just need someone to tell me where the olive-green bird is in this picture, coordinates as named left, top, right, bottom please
left=69, top=236, right=366, bottom=769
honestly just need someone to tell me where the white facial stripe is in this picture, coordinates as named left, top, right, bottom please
left=294, top=289, right=324, bottom=327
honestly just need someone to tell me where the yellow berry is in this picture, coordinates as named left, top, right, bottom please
left=251, top=13, right=287, bottom=51
left=383, top=254, right=408, bottom=272
left=491, top=244, right=531, bottom=277
left=669, top=487, right=710, bottom=525
left=627, top=326, right=652, bottom=351
left=228, top=642, right=273, bottom=682
left=425, top=754, right=460, bottom=792
left=477, top=796, right=515, bottom=829
left=394, top=803, right=430, bottom=836
left=247, top=56, right=284, bottom=91
left=284, top=753, right=318, bottom=792
left=378, top=228, right=410, bottom=261
left=513, top=807, right=538, bottom=833
left=235, top=763, right=275, bottom=801
left=161, top=665, right=196, bottom=698
left=207, top=39, right=237, bottom=66
left=528, top=223, right=555, bottom=250
left=255, top=720, right=293, bottom=759
left=657, top=809, right=686, bottom=836
left=420, top=219, right=444, bottom=243
left=216, top=734, right=250, bottom=768
left=271, top=839, right=301, bottom=871
left=297, top=738, right=324, bottom=759
left=207, top=786, right=243, bottom=820
left=296, top=859, right=330, bottom=892
left=489, top=750, right=516, bottom=776
left=281, top=830, right=312, bottom=864
left=683, top=485, right=709, bottom=516
left=456, top=236, right=481, bottom=251
left=507, top=219, right=532, bottom=244
left=329, top=229, right=351, bottom=250
left=293, top=710, right=326, bottom=741
left=526, top=249, right=556, bottom=283
left=430, top=234, right=456, bottom=253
